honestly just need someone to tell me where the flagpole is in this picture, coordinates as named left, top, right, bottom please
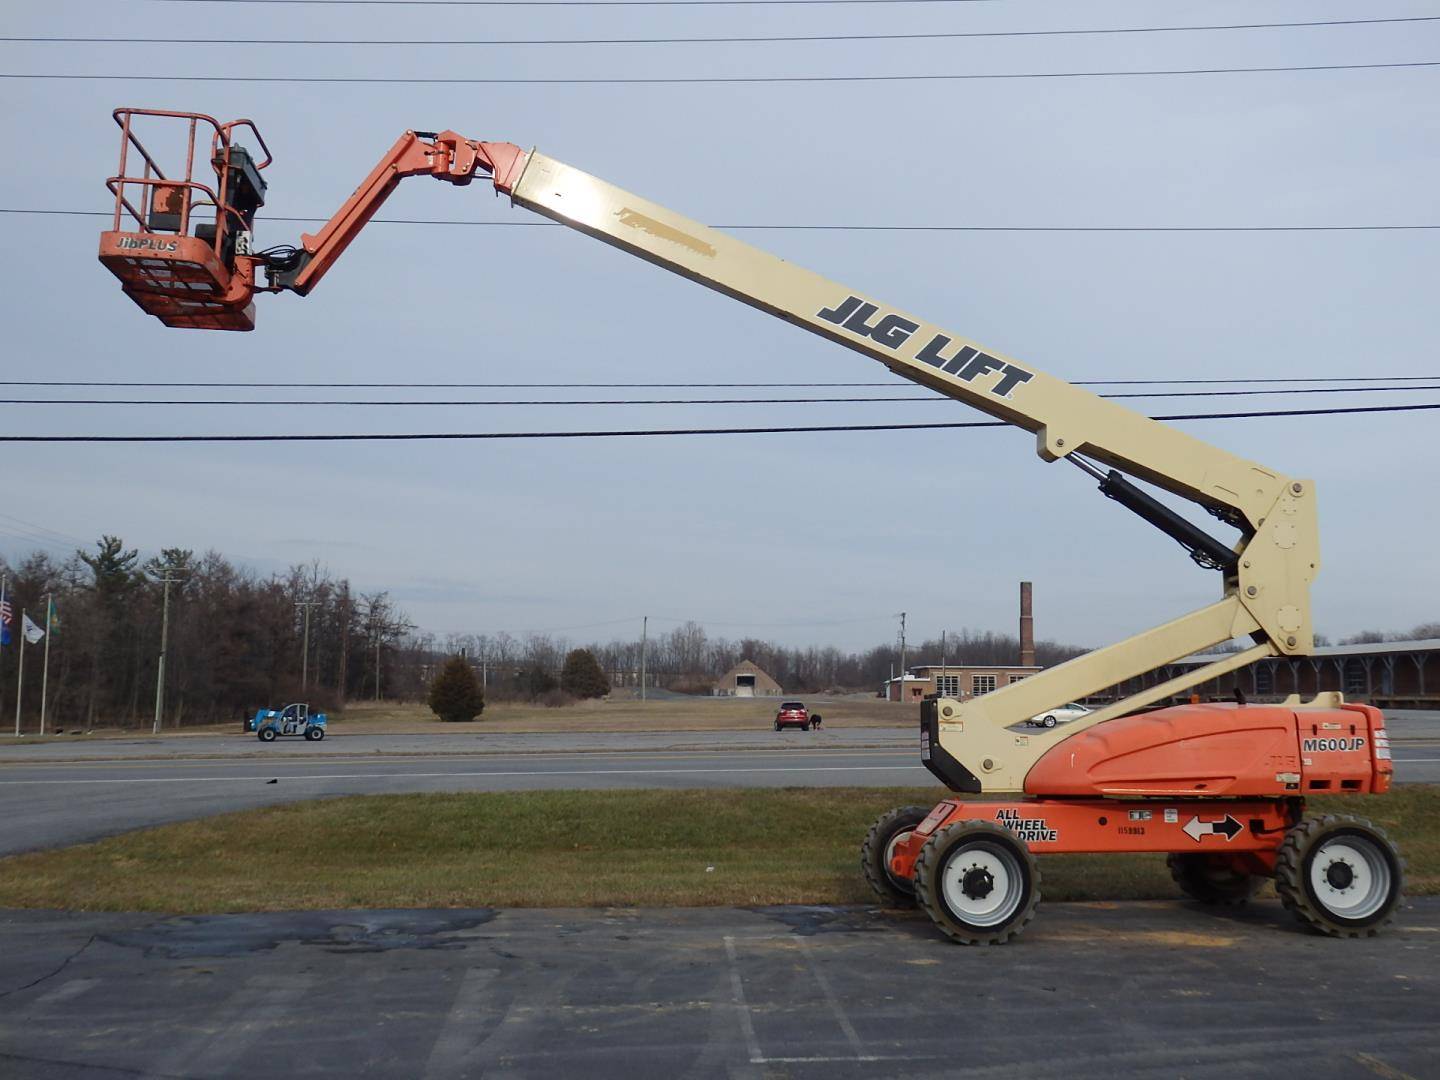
left=14, top=607, right=25, bottom=737
left=40, top=593, right=52, bottom=736
left=0, top=575, right=7, bottom=733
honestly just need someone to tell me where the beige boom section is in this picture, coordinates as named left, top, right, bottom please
left=506, top=151, right=1321, bottom=793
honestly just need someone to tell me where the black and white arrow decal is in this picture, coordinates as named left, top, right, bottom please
left=1182, top=814, right=1244, bottom=843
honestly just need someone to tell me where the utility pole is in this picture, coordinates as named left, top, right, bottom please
left=151, top=570, right=184, bottom=735
left=640, top=615, right=648, bottom=701
left=39, top=594, right=53, bottom=736
left=898, top=611, right=907, bottom=704
left=941, top=629, right=947, bottom=692
left=296, top=600, right=320, bottom=690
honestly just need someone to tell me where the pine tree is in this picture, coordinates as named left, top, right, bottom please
left=427, top=655, right=485, bottom=722
left=560, top=648, right=611, bottom=699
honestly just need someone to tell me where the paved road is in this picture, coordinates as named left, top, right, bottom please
left=2, top=899, right=1436, bottom=1079
left=4, top=709, right=1433, bottom=764
left=0, top=747, right=939, bottom=856
left=0, top=727, right=914, bottom=762
left=2, top=730, right=1438, bottom=856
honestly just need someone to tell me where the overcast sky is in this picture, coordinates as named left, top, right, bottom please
left=0, top=0, right=1436, bottom=654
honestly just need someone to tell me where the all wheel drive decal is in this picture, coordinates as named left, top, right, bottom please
left=995, top=807, right=1057, bottom=843
left=1302, top=737, right=1366, bottom=753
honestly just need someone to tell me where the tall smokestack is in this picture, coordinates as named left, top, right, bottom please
left=1020, top=581, right=1035, bottom=668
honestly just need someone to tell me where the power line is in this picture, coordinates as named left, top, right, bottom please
left=2, top=377, right=1435, bottom=389
left=4, top=385, right=1439, bottom=406
left=11, top=16, right=1435, bottom=46
left=0, top=511, right=91, bottom=549
left=5, top=60, right=1437, bottom=85
left=7, top=208, right=1437, bottom=232
left=2, top=402, right=1435, bottom=441
left=135, top=0, right=1069, bottom=7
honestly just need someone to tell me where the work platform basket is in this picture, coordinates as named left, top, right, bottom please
left=98, top=109, right=271, bottom=331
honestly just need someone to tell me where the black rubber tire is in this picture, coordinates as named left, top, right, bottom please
left=914, top=819, right=1041, bottom=945
left=1167, top=852, right=1266, bottom=905
left=1042, top=715, right=1057, bottom=729
left=258, top=728, right=276, bottom=743
left=1275, top=814, right=1404, bottom=938
left=305, top=727, right=324, bottom=741
left=861, top=805, right=932, bottom=906
left=803, top=721, right=812, bottom=731
left=774, top=722, right=782, bottom=731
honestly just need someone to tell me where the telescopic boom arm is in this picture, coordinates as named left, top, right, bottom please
left=100, top=123, right=1321, bottom=794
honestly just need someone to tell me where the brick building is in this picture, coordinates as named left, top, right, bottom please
left=884, top=663, right=1042, bottom=703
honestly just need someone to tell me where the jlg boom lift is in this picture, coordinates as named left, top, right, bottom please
left=99, top=108, right=1403, bottom=944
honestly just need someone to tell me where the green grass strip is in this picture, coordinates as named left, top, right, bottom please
left=0, top=786, right=1434, bottom=913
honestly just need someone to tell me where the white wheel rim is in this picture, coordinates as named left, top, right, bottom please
left=883, top=829, right=914, bottom=887
left=941, top=842, right=1024, bottom=927
left=1309, top=836, right=1391, bottom=920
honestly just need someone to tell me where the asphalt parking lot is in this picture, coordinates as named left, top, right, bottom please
left=2, top=899, right=1436, bottom=1079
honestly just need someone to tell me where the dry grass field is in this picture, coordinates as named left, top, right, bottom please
left=333, top=696, right=909, bottom=733
left=0, top=695, right=913, bottom=742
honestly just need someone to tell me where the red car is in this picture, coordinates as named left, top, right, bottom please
left=775, top=701, right=812, bottom=731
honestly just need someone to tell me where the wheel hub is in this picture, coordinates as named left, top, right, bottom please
left=961, top=865, right=995, bottom=900
left=1324, top=859, right=1355, bottom=891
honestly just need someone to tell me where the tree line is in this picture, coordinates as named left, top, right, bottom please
left=435, top=621, right=1089, bottom=699
left=0, top=538, right=418, bottom=731
left=1, top=537, right=1119, bottom=730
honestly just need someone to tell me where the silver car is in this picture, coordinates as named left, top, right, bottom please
left=1027, top=702, right=1091, bottom=729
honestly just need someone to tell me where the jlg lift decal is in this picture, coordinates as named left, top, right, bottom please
left=816, top=296, right=1034, bottom=399
left=995, top=807, right=1057, bottom=843
left=1301, top=736, right=1366, bottom=753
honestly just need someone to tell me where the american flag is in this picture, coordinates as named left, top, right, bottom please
left=0, top=598, right=10, bottom=626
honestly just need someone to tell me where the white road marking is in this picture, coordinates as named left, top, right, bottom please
left=140, top=974, right=313, bottom=1080
left=754, top=1055, right=945, bottom=1064
left=423, top=967, right=500, bottom=1079
left=27, top=977, right=100, bottom=1009
left=722, top=935, right=764, bottom=1066
left=0, top=763, right=929, bottom=785
left=795, top=936, right=870, bottom=1060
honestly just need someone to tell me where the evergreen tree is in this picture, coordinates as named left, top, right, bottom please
left=525, top=668, right=557, bottom=698
left=427, top=655, right=485, bottom=722
left=560, top=648, right=610, bottom=699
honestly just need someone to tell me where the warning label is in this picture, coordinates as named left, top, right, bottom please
left=996, top=807, right=1058, bottom=843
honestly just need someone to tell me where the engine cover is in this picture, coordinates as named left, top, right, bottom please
left=1023, top=702, right=1388, bottom=799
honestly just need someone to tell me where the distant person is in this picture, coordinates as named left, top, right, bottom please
left=811, top=713, right=823, bottom=731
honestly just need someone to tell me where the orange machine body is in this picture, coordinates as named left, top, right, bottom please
left=1025, top=701, right=1391, bottom=799
left=887, top=702, right=1391, bottom=884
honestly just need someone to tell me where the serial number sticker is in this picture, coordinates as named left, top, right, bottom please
left=1164, top=809, right=1179, bottom=824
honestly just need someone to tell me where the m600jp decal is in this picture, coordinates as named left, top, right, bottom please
left=1302, top=736, right=1367, bottom=753
left=816, top=295, right=1034, bottom=399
